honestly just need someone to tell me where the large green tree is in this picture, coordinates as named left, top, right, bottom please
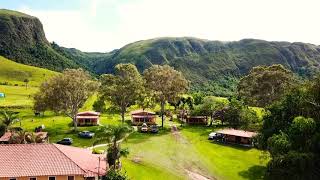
left=143, top=65, right=188, bottom=128
left=100, top=64, right=144, bottom=123
left=238, top=64, right=294, bottom=107
left=33, top=69, right=98, bottom=130
left=259, top=74, right=320, bottom=179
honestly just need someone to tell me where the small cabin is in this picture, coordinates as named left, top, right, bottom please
left=0, top=131, right=48, bottom=144
left=186, top=116, right=208, bottom=125
left=131, top=110, right=156, bottom=125
left=76, top=111, right=100, bottom=126
left=216, top=129, right=257, bottom=146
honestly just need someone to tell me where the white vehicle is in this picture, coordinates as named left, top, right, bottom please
left=208, top=132, right=223, bottom=140
left=208, top=132, right=217, bottom=140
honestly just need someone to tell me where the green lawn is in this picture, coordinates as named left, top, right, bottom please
left=0, top=85, right=38, bottom=108
left=4, top=85, right=268, bottom=180
left=96, top=125, right=269, bottom=180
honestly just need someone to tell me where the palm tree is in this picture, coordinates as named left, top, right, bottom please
left=94, top=125, right=133, bottom=169
left=10, top=131, right=27, bottom=144
left=0, top=110, right=19, bottom=129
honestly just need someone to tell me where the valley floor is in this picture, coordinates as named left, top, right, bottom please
left=1, top=84, right=269, bottom=180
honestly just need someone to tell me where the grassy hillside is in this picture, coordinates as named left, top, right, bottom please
left=0, top=56, right=58, bottom=86
left=2, top=9, right=320, bottom=96
left=0, top=9, right=81, bottom=72
left=91, top=37, right=320, bottom=96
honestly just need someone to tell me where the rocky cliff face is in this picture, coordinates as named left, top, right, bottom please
left=0, top=9, right=77, bottom=71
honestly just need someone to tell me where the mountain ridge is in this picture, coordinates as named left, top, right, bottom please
left=1, top=9, right=320, bottom=96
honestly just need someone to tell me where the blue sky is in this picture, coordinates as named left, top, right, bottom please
left=1, top=0, right=320, bottom=52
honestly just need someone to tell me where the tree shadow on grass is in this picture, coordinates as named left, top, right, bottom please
left=238, top=165, right=266, bottom=180
left=126, top=127, right=172, bottom=144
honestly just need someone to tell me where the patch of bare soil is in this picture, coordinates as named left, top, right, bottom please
left=171, top=124, right=189, bottom=144
left=185, top=169, right=214, bottom=180
left=131, top=156, right=142, bottom=163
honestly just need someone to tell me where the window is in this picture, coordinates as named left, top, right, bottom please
left=30, top=178, right=37, bottom=180
left=68, top=176, right=74, bottom=180
left=48, top=177, right=56, bottom=180
left=9, top=178, right=16, bottom=180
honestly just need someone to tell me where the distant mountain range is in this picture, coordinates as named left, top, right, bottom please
left=1, top=9, right=320, bottom=96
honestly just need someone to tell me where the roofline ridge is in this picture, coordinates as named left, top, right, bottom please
left=52, top=144, right=88, bottom=174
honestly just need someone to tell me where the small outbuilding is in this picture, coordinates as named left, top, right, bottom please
left=76, top=111, right=100, bottom=126
left=131, top=109, right=156, bottom=125
left=0, top=131, right=49, bottom=144
left=186, top=116, right=208, bottom=125
left=216, top=129, right=257, bottom=146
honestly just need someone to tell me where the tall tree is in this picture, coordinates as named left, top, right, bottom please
left=100, top=64, right=144, bottom=123
left=238, top=64, right=294, bottom=107
left=144, top=65, right=188, bottom=128
left=33, top=69, right=98, bottom=130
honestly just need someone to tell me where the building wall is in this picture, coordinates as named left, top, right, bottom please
left=0, top=175, right=85, bottom=180
left=132, top=117, right=156, bottom=125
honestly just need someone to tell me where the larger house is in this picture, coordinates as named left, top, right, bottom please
left=0, top=144, right=108, bottom=180
left=131, top=110, right=156, bottom=125
left=76, top=111, right=100, bottom=126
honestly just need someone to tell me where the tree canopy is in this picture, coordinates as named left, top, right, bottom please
left=33, top=68, right=98, bottom=130
left=100, top=63, right=144, bottom=123
left=143, top=65, right=188, bottom=127
left=238, top=64, right=294, bottom=107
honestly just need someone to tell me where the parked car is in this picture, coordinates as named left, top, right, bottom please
left=208, top=132, right=222, bottom=140
left=78, top=131, right=95, bottom=138
left=140, top=123, right=148, bottom=133
left=57, top=138, right=73, bottom=145
left=150, top=125, right=159, bottom=133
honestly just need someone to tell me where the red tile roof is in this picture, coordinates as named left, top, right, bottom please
left=216, top=129, right=257, bottom=138
left=130, top=109, right=156, bottom=115
left=77, top=111, right=100, bottom=116
left=0, top=132, right=48, bottom=142
left=0, top=132, right=12, bottom=142
left=76, top=116, right=99, bottom=119
left=0, top=144, right=107, bottom=177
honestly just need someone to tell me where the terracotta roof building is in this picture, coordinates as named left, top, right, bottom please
left=76, top=111, right=100, bottom=126
left=130, top=110, right=156, bottom=125
left=0, top=132, right=48, bottom=144
left=216, top=129, right=257, bottom=146
left=0, top=144, right=107, bottom=179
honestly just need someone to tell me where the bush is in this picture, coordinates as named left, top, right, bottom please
left=103, top=169, right=129, bottom=180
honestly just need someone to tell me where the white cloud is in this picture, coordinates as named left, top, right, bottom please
left=18, top=0, right=320, bottom=52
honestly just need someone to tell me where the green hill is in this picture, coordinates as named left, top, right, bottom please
left=91, top=37, right=320, bottom=96
left=1, top=9, right=320, bottom=96
left=0, top=9, right=81, bottom=71
left=0, top=55, right=58, bottom=86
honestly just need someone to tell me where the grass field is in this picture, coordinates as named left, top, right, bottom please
left=0, top=69, right=268, bottom=179
left=0, top=85, right=38, bottom=108
left=95, top=125, right=269, bottom=180
left=0, top=56, right=58, bottom=86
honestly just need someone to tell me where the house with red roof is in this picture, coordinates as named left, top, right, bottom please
left=130, top=109, right=156, bottom=125
left=0, top=144, right=108, bottom=180
left=76, top=111, right=100, bottom=126
left=216, top=129, right=257, bottom=146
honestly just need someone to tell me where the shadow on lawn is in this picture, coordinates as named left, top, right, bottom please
left=125, top=127, right=172, bottom=144
left=238, top=165, right=266, bottom=180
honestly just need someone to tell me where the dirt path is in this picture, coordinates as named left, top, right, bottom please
left=186, top=169, right=213, bottom=180
left=170, top=124, right=215, bottom=180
